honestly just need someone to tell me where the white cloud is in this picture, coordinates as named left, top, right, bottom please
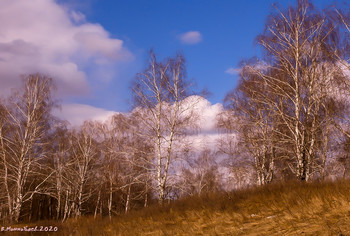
left=225, top=67, right=241, bottom=75
left=54, top=103, right=117, bottom=126
left=0, top=0, right=133, bottom=97
left=178, top=31, right=202, bottom=45
left=57, top=96, right=224, bottom=149
left=70, top=10, right=86, bottom=24
left=182, top=95, right=223, bottom=133
left=181, top=96, right=225, bottom=154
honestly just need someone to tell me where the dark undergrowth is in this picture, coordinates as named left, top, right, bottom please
left=4, top=180, right=350, bottom=235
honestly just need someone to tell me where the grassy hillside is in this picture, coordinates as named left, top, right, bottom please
left=7, top=180, right=350, bottom=235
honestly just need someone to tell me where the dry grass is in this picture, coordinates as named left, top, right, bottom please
left=6, top=180, right=350, bottom=235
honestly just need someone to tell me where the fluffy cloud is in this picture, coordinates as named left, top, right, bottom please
left=0, top=0, right=132, bottom=97
left=191, top=97, right=224, bottom=151
left=178, top=31, right=202, bottom=45
left=54, top=97, right=225, bottom=161
left=57, top=96, right=223, bottom=132
left=225, top=67, right=241, bottom=75
left=173, top=96, right=225, bottom=154
left=54, top=103, right=117, bottom=127
left=182, top=95, right=223, bottom=133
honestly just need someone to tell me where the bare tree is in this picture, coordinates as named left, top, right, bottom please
left=221, top=68, right=277, bottom=185
left=132, top=51, right=199, bottom=204
left=0, top=74, right=55, bottom=222
left=46, top=125, right=74, bottom=221
left=223, top=0, right=350, bottom=183
left=95, top=117, right=124, bottom=218
left=179, top=149, right=221, bottom=196
left=95, top=114, right=140, bottom=217
left=69, top=122, right=99, bottom=217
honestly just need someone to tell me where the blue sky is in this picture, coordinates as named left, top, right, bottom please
left=68, top=0, right=333, bottom=111
left=0, top=0, right=336, bottom=124
left=73, top=0, right=289, bottom=111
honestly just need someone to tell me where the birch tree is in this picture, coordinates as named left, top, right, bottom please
left=95, top=114, right=148, bottom=217
left=179, top=149, right=221, bottom=196
left=69, top=122, right=99, bottom=217
left=0, top=74, right=55, bottom=222
left=258, top=0, right=350, bottom=180
left=46, top=126, right=74, bottom=220
left=224, top=0, right=350, bottom=182
left=132, top=51, right=198, bottom=204
left=222, top=67, right=277, bottom=185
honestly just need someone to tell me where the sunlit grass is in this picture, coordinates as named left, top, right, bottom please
left=7, top=180, right=350, bottom=235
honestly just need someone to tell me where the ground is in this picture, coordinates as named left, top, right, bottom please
left=6, top=180, right=350, bottom=235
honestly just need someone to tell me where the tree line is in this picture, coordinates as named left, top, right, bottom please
left=219, top=0, right=350, bottom=184
left=0, top=54, right=219, bottom=223
left=2, top=0, right=350, bottom=223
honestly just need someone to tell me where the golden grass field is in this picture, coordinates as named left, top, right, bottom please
left=7, top=180, right=350, bottom=235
